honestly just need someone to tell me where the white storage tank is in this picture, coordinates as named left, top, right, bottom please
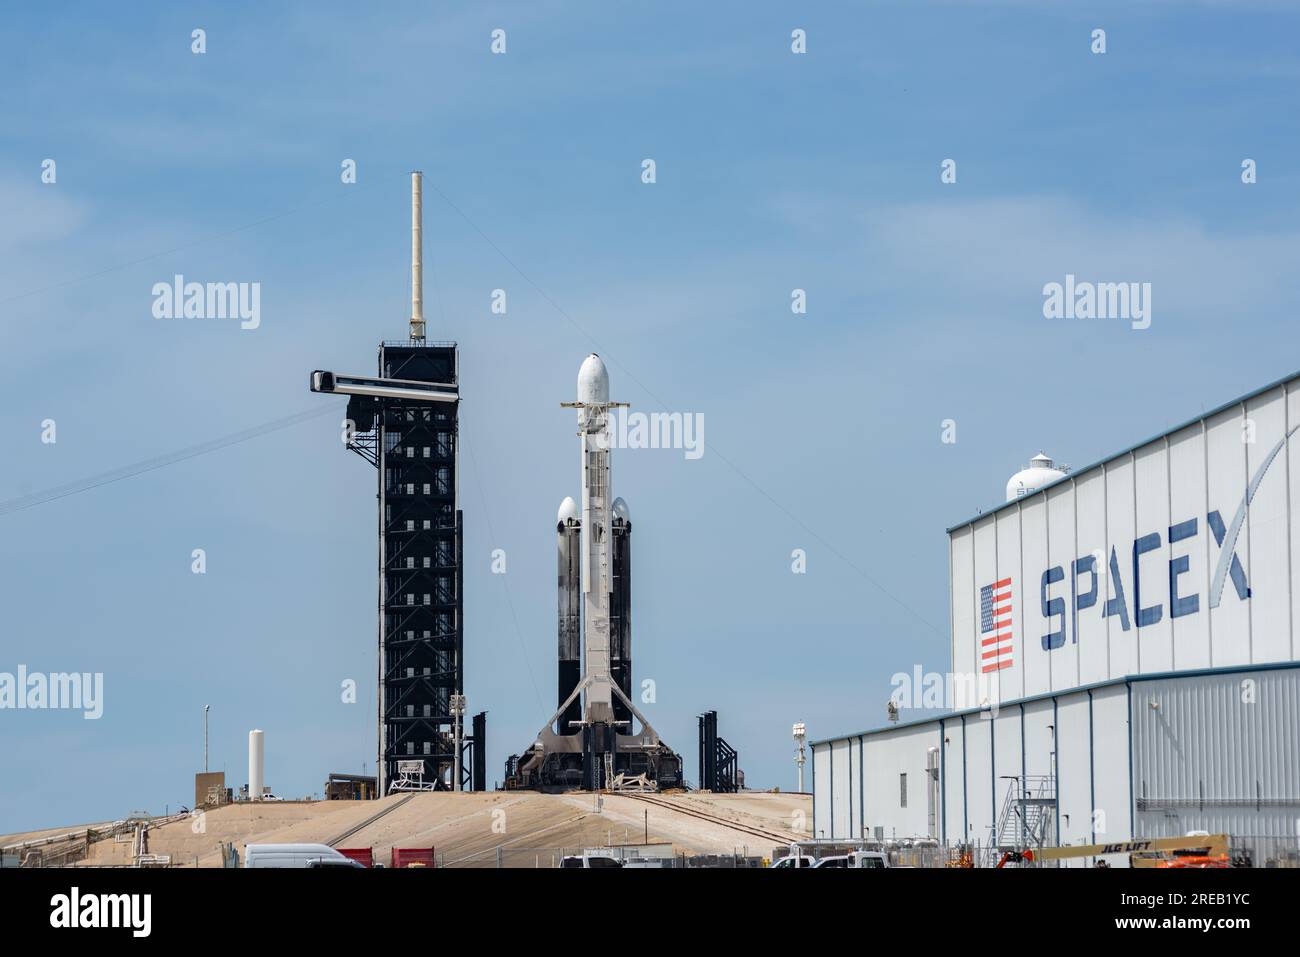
left=1005, top=451, right=1067, bottom=502
left=248, top=729, right=265, bottom=801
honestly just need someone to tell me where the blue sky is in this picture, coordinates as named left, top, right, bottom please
left=2, top=1, right=1298, bottom=832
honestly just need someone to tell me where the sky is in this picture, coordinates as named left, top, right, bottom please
left=2, top=1, right=1299, bottom=833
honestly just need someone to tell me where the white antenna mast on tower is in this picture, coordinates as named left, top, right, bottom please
left=410, top=170, right=425, bottom=341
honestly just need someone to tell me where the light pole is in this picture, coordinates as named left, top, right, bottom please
left=204, top=705, right=210, bottom=772
left=793, top=722, right=807, bottom=793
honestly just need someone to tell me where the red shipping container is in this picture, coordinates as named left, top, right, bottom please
left=337, top=847, right=374, bottom=868
left=390, top=847, right=436, bottom=868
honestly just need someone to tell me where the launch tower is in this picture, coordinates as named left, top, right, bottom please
left=310, top=172, right=482, bottom=794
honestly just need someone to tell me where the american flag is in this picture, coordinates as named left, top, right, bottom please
left=980, top=577, right=1014, bottom=673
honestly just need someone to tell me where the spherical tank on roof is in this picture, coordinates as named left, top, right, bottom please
left=1006, top=451, right=1068, bottom=502
left=577, top=353, right=609, bottom=404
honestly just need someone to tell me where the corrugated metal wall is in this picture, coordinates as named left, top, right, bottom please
left=860, top=724, right=938, bottom=840
left=811, top=741, right=830, bottom=838
left=819, top=684, right=1132, bottom=850
left=1131, top=666, right=1300, bottom=857
left=1091, top=684, right=1131, bottom=841
left=813, top=665, right=1300, bottom=863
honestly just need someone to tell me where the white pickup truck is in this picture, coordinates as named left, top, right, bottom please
left=810, top=851, right=890, bottom=868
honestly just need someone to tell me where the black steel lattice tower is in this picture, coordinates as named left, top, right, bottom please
left=373, top=341, right=462, bottom=794
left=698, top=710, right=739, bottom=793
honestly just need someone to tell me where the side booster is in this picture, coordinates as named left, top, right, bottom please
left=610, top=496, right=633, bottom=729
left=507, top=354, right=682, bottom=791
left=556, top=495, right=582, bottom=735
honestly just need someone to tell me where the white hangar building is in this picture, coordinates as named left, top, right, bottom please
left=810, top=371, right=1300, bottom=865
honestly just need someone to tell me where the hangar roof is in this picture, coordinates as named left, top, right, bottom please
left=946, top=367, right=1300, bottom=535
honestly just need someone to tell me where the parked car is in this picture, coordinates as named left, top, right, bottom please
left=811, top=851, right=890, bottom=869
left=846, top=851, right=890, bottom=868
left=770, top=854, right=813, bottom=868
left=560, top=854, right=623, bottom=869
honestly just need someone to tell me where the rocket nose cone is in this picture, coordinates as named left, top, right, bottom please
left=557, top=496, right=579, bottom=525
left=612, top=497, right=630, bottom=523
left=577, top=353, right=610, bottom=404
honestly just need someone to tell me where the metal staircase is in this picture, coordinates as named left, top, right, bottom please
left=995, top=775, right=1057, bottom=849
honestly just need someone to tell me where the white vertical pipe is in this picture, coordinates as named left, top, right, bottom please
left=410, top=171, right=425, bottom=341
left=249, top=729, right=264, bottom=801
left=927, top=746, right=939, bottom=839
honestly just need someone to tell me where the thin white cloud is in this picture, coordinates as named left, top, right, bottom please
left=859, top=196, right=1300, bottom=324
left=0, top=178, right=88, bottom=247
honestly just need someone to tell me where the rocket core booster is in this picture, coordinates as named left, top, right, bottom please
left=572, top=353, right=618, bottom=726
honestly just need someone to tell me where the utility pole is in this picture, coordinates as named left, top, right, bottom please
left=793, top=722, right=807, bottom=793
left=204, top=705, right=210, bottom=772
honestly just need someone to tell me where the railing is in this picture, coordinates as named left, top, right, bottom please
left=995, top=775, right=1057, bottom=849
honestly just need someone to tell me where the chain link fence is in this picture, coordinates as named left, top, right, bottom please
left=436, top=846, right=767, bottom=868
left=770, top=835, right=1300, bottom=868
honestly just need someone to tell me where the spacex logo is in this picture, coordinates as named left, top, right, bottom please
left=1032, top=425, right=1299, bottom=652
